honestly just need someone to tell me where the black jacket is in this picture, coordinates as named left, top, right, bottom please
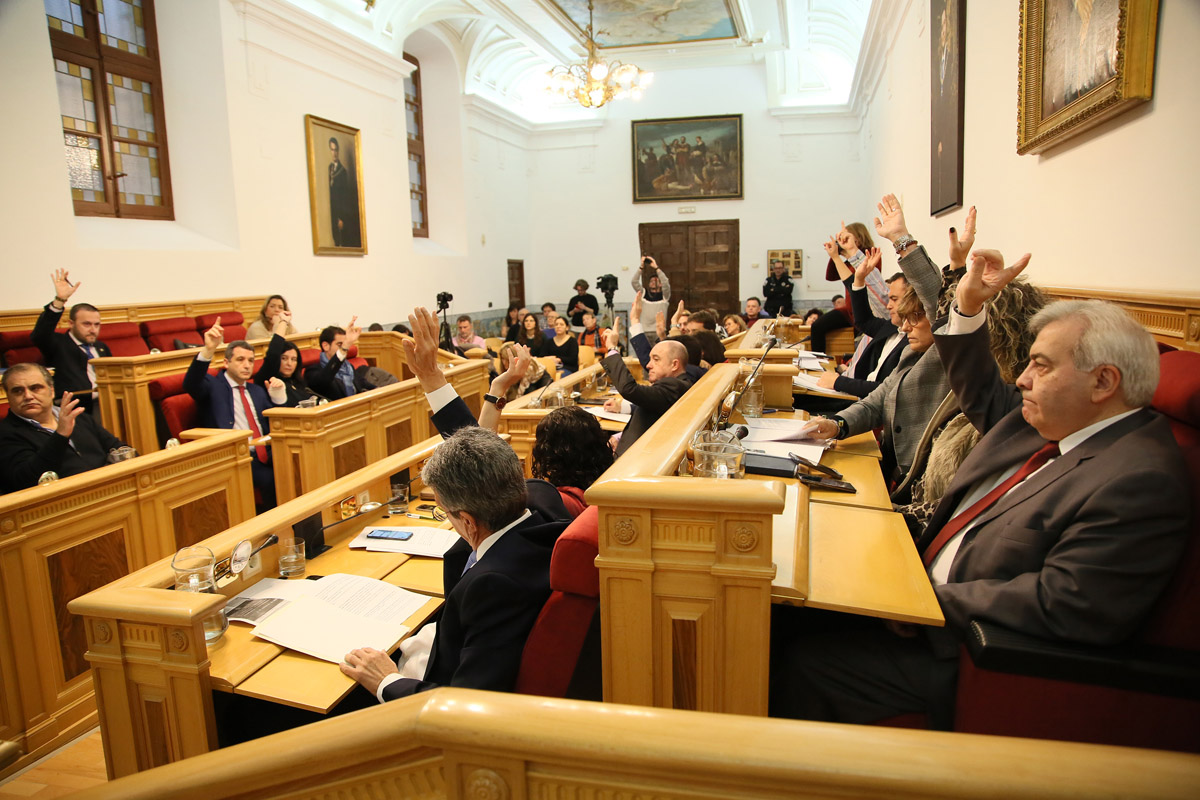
left=832, top=277, right=907, bottom=398
left=0, top=410, right=124, bottom=492
left=602, top=352, right=694, bottom=457
left=32, top=303, right=111, bottom=411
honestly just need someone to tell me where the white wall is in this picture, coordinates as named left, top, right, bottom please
left=860, top=0, right=1200, bottom=293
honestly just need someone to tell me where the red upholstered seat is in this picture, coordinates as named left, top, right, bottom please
left=950, top=349, right=1200, bottom=752
left=515, top=505, right=601, bottom=700
left=141, top=317, right=203, bottom=351
left=160, top=394, right=199, bottom=440
left=195, top=312, right=246, bottom=343
left=0, top=331, right=43, bottom=367
left=148, top=372, right=188, bottom=403
left=0, top=402, right=8, bottom=420
left=101, top=322, right=151, bottom=357
left=300, top=349, right=321, bottom=368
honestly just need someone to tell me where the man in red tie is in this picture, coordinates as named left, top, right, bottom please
left=184, top=317, right=286, bottom=510
left=772, top=245, right=1190, bottom=728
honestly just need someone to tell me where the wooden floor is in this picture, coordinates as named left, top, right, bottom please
left=0, top=730, right=106, bottom=798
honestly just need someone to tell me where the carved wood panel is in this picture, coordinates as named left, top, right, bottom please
left=386, top=419, right=413, bottom=455
left=333, top=438, right=368, bottom=479
left=171, top=490, right=230, bottom=549
left=46, top=530, right=130, bottom=682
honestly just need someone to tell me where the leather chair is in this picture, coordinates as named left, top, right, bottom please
left=141, top=317, right=204, bottom=351
left=101, top=321, right=151, bottom=357
left=950, top=348, right=1200, bottom=752
left=514, top=505, right=601, bottom=700
left=0, top=330, right=42, bottom=367
left=195, top=312, right=247, bottom=343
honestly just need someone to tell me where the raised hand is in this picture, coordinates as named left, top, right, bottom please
left=822, top=235, right=839, bottom=258
left=655, top=310, right=667, bottom=340
left=947, top=205, right=977, bottom=268
left=495, top=344, right=532, bottom=395
left=853, top=247, right=882, bottom=287
left=956, top=250, right=1032, bottom=317
left=344, top=315, right=361, bottom=348
left=604, top=316, right=621, bottom=351
left=873, top=193, right=911, bottom=243
left=272, top=310, right=292, bottom=335
left=55, top=392, right=85, bottom=438
left=631, top=290, right=643, bottom=323
left=671, top=299, right=685, bottom=328
left=51, top=269, right=79, bottom=302
left=402, top=307, right=442, bottom=387
left=203, top=316, right=224, bottom=353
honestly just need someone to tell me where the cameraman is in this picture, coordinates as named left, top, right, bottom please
left=631, top=256, right=670, bottom=345
left=566, top=279, right=600, bottom=328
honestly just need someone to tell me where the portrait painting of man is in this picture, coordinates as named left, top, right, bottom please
left=305, top=115, right=367, bottom=255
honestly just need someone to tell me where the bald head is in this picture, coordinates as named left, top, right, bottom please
left=647, top=340, right=687, bottom=383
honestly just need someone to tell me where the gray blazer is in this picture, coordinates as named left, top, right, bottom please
left=837, top=246, right=951, bottom=478
left=920, top=322, right=1190, bottom=643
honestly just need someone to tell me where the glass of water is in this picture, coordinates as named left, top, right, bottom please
left=279, top=538, right=306, bottom=578
left=171, top=545, right=228, bottom=643
left=388, top=480, right=411, bottom=515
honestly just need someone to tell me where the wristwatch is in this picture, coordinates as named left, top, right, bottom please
left=833, top=416, right=849, bottom=440
left=484, top=393, right=507, bottom=410
left=893, top=234, right=917, bottom=255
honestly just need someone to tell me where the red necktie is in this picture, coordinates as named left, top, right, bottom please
left=922, top=441, right=1060, bottom=567
left=237, top=385, right=269, bottom=464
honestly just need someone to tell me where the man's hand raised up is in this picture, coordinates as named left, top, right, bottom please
left=403, top=307, right=447, bottom=393
left=51, top=269, right=80, bottom=305
left=956, top=250, right=1032, bottom=317
left=202, top=317, right=224, bottom=357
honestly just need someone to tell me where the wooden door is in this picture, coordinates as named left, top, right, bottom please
left=507, top=259, right=525, bottom=307
left=639, top=220, right=739, bottom=314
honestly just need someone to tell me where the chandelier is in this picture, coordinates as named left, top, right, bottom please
left=546, top=0, right=652, bottom=108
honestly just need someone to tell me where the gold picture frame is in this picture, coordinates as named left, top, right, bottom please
left=304, top=114, right=367, bottom=255
left=768, top=249, right=802, bottom=278
left=1017, top=0, right=1159, bottom=155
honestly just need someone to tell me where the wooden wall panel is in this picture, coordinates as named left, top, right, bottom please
left=171, top=491, right=230, bottom=550
left=46, top=530, right=130, bottom=683
left=386, top=420, right=413, bottom=455
left=333, top=438, right=368, bottom=479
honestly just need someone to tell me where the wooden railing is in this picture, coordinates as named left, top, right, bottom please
left=1042, top=286, right=1200, bottom=352
left=0, top=431, right=255, bottom=778
left=68, top=439, right=446, bottom=778
left=67, top=688, right=1200, bottom=800
left=266, top=358, right=489, bottom=509
left=0, top=295, right=270, bottom=333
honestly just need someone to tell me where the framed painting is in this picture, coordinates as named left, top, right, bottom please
left=632, top=114, right=742, bottom=203
left=931, top=0, right=966, bottom=215
left=1017, top=0, right=1159, bottom=155
left=767, top=249, right=802, bottom=279
left=305, top=114, right=367, bottom=255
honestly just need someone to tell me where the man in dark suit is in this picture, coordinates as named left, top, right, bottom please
left=0, top=364, right=128, bottom=492
left=32, top=269, right=111, bottom=417
left=184, top=316, right=286, bottom=509
left=600, top=317, right=694, bottom=457
left=773, top=244, right=1190, bottom=728
left=340, top=426, right=568, bottom=701
left=304, top=318, right=361, bottom=400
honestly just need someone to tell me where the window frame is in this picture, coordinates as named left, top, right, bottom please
left=47, top=0, right=174, bottom=219
left=404, top=52, right=428, bottom=239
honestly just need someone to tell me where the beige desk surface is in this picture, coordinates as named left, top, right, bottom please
left=760, top=407, right=883, bottom=460
left=808, top=450, right=891, bottom=510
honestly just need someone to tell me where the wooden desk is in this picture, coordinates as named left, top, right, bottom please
left=587, top=363, right=942, bottom=717
left=68, top=438, right=450, bottom=778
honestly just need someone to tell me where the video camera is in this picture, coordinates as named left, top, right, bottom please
left=596, top=273, right=619, bottom=307
left=436, top=291, right=453, bottom=312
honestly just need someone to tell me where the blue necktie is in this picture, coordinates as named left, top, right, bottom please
left=80, top=343, right=94, bottom=359
left=461, top=550, right=478, bottom=576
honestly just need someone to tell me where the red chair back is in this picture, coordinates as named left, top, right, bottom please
left=141, top=317, right=203, bottom=351
left=196, top=312, right=246, bottom=343
left=101, top=322, right=151, bottom=357
left=160, top=394, right=199, bottom=439
left=514, top=505, right=600, bottom=699
left=0, top=331, right=42, bottom=367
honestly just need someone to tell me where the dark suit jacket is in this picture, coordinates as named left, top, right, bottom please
left=602, top=352, right=693, bottom=457
left=832, top=278, right=907, bottom=398
left=304, top=352, right=354, bottom=400
left=32, top=303, right=111, bottom=410
left=381, top=510, right=566, bottom=700
left=253, top=334, right=314, bottom=407
left=183, top=355, right=275, bottom=436
left=921, top=322, right=1190, bottom=645
left=0, top=410, right=125, bottom=492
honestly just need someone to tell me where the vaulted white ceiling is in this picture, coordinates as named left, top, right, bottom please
left=279, top=0, right=873, bottom=122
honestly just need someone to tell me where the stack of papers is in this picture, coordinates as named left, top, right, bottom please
left=794, top=352, right=831, bottom=370
left=740, top=417, right=828, bottom=463
left=225, top=574, right=430, bottom=663
left=582, top=406, right=631, bottom=424
left=792, top=371, right=852, bottom=397
left=349, top=525, right=459, bottom=557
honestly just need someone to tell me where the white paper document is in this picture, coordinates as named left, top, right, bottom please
left=224, top=578, right=317, bottom=625
left=794, top=353, right=831, bottom=370
left=792, top=371, right=854, bottom=397
left=742, top=417, right=822, bottom=442
left=742, top=440, right=827, bottom=464
left=350, top=525, right=460, bottom=558
left=249, top=573, right=430, bottom=663
left=583, top=406, right=632, bottom=424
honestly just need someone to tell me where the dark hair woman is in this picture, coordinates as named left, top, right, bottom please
left=254, top=316, right=316, bottom=406
left=516, top=311, right=546, bottom=353
left=502, top=302, right=523, bottom=342
left=530, top=406, right=614, bottom=516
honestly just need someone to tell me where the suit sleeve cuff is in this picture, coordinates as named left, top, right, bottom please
left=196, top=352, right=213, bottom=362
left=947, top=304, right=987, bottom=335
left=376, top=673, right=403, bottom=703
left=425, top=383, right=459, bottom=415
left=629, top=320, right=645, bottom=337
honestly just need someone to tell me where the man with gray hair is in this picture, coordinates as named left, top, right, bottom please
left=341, top=426, right=568, bottom=701
left=600, top=317, right=694, bottom=457
left=774, top=249, right=1189, bottom=728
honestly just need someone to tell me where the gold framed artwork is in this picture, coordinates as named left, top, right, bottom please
left=768, top=249, right=802, bottom=278
left=1017, top=0, right=1159, bottom=155
left=304, top=114, right=367, bottom=255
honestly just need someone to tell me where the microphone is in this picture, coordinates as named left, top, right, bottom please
left=717, top=336, right=778, bottom=429
left=729, top=424, right=749, bottom=440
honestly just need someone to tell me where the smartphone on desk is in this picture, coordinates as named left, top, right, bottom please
left=798, top=474, right=857, bottom=494
left=366, top=528, right=414, bottom=541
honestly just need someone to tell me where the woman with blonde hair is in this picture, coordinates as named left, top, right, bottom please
left=722, top=314, right=747, bottom=337
left=813, top=221, right=886, bottom=353
left=247, top=295, right=298, bottom=340
left=498, top=341, right=551, bottom=400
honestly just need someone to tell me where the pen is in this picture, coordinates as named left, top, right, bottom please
left=406, top=512, right=437, bottom=520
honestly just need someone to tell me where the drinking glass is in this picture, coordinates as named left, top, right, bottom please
left=389, top=480, right=411, bottom=515
left=171, top=545, right=228, bottom=643
left=693, top=441, right=745, bottom=479
left=278, top=538, right=306, bottom=578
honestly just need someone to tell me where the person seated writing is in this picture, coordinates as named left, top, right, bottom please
left=772, top=246, right=1189, bottom=730
left=600, top=316, right=694, bottom=457
left=304, top=317, right=362, bottom=400
left=33, top=270, right=109, bottom=417
left=246, top=295, right=297, bottom=340
left=184, top=317, right=286, bottom=509
left=253, top=310, right=317, bottom=407
left=341, top=425, right=570, bottom=701
left=0, top=365, right=129, bottom=492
